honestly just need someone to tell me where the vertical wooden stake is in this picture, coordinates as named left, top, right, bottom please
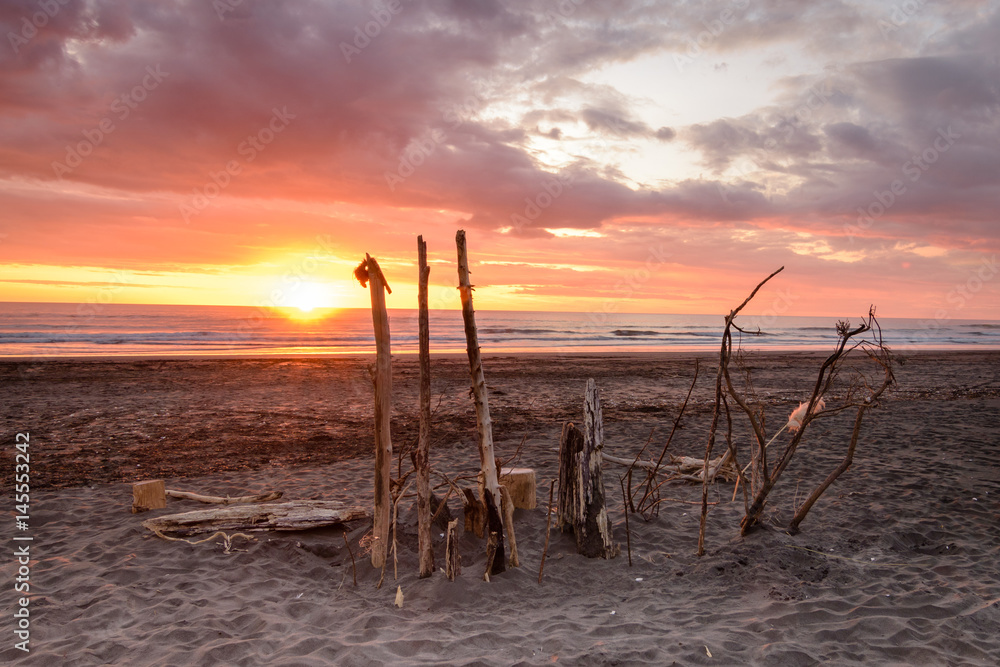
left=415, top=236, right=434, bottom=578
left=556, top=380, right=618, bottom=559
left=538, top=479, right=555, bottom=584
left=556, top=421, right=584, bottom=533
left=343, top=532, right=358, bottom=586
left=500, top=485, right=520, bottom=568
left=619, top=475, right=633, bottom=567
left=455, top=229, right=506, bottom=576
left=579, top=379, right=618, bottom=559
left=445, top=518, right=461, bottom=581
left=356, top=253, right=393, bottom=569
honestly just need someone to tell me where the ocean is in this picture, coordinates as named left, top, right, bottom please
left=1, top=302, right=998, bottom=357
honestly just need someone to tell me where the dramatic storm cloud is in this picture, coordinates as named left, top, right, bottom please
left=0, top=0, right=997, bottom=318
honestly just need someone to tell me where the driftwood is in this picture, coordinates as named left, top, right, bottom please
left=787, top=320, right=893, bottom=533
left=698, top=266, right=784, bottom=556
left=740, top=308, right=892, bottom=535
left=429, top=491, right=453, bottom=530
left=500, top=485, right=520, bottom=568
left=557, top=422, right=584, bottom=532
left=538, top=479, right=555, bottom=584
left=619, top=475, right=632, bottom=566
left=445, top=518, right=461, bottom=581
left=499, top=467, right=537, bottom=509
left=142, top=501, right=368, bottom=537
left=131, top=480, right=166, bottom=513
left=456, top=229, right=506, bottom=576
left=462, top=487, right=487, bottom=538
left=630, top=360, right=700, bottom=518
left=415, top=235, right=434, bottom=578
left=604, top=453, right=737, bottom=483
left=356, top=252, right=393, bottom=569
left=165, top=490, right=283, bottom=505
left=695, top=267, right=894, bottom=544
left=557, top=380, right=618, bottom=559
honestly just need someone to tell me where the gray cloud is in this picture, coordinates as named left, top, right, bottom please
left=0, top=0, right=996, bottom=277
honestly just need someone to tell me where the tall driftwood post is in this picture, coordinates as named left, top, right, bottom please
left=355, top=253, right=393, bottom=569
left=455, top=229, right=506, bottom=576
left=415, top=235, right=434, bottom=578
left=557, top=379, right=618, bottom=559
left=557, top=422, right=584, bottom=533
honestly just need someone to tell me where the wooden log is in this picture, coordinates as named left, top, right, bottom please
left=165, top=489, right=282, bottom=505
left=141, top=501, right=368, bottom=537
left=500, top=485, right=520, bottom=567
left=462, top=487, right=486, bottom=538
left=499, top=467, right=537, bottom=510
left=603, top=453, right=737, bottom=482
left=556, top=380, right=618, bottom=559
left=456, top=229, right=505, bottom=576
left=132, top=479, right=166, bottom=513
left=556, top=422, right=585, bottom=533
left=445, top=518, right=461, bottom=581
left=416, top=235, right=434, bottom=578
left=357, top=253, right=393, bottom=569
left=579, top=379, right=617, bottom=559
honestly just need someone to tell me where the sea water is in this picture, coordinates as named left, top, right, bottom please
left=1, top=302, right=998, bottom=357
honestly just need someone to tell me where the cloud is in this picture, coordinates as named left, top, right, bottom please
left=0, top=1, right=996, bottom=316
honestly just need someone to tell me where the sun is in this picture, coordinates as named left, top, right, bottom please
left=286, top=281, right=335, bottom=316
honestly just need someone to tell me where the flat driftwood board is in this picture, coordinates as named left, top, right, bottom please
left=142, top=501, right=369, bottom=537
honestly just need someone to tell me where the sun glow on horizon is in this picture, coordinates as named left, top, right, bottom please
left=285, top=281, right=337, bottom=315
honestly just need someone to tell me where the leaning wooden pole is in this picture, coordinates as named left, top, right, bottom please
left=415, top=235, right=434, bottom=578
left=355, top=253, right=393, bottom=569
left=455, top=229, right=506, bottom=576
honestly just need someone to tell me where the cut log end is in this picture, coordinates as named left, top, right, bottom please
left=499, top=467, right=537, bottom=510
left=132, top=480, right=166, bottom=513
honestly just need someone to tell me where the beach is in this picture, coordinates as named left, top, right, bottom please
left=2, top=351, right=999, bottom=665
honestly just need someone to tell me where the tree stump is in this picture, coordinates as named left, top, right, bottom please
left=499, top=468, right=537, bottom=510
left=556, top=380, right=618, bottom=559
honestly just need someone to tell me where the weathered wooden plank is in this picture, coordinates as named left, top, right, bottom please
left=142, top=501, right=368, bottom=537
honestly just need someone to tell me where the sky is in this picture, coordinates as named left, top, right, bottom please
left=1, top=0, right=998, bottom=320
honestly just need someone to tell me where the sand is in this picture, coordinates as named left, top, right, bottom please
left=1, top=351, right=999, bottom=665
